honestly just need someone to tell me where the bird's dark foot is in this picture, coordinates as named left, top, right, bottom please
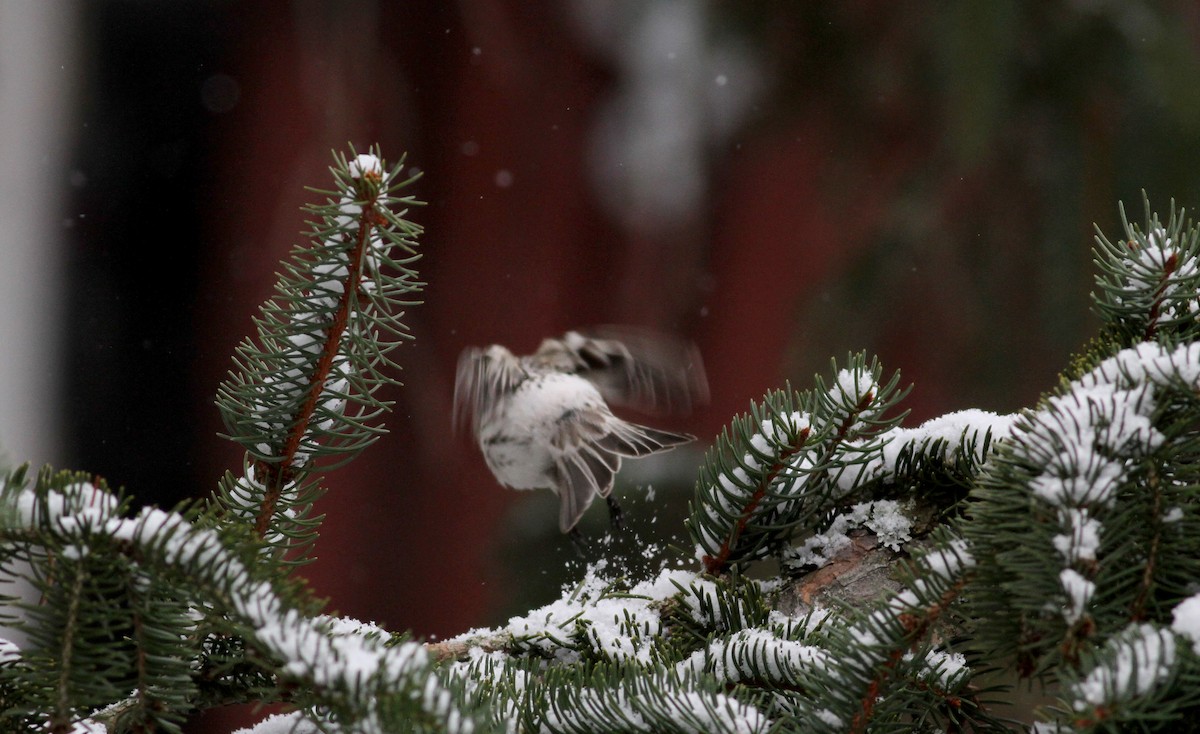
left=606, top=496, right=625, bottom=531
left=568, top=527, right=589, bottom=557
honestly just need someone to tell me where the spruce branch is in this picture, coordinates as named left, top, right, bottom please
left=688, top=354, right=910, bottom=575
left=0, top=470, right=476, bottom=734
left=966, top=340, right=1200, bottom=677
left=211, top=147, right=423, bottom=564
left=1091, top=194, right=1200, bottom=348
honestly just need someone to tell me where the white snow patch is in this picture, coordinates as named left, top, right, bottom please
left=1060, top=568, right=1095, bottom=624
left=782, top=500, right=911, bottom=570
left=1071, top=624, right=1175, bottom=710
left=232, top=712, right=323, bottom=734
left=1171, top=594, right=1200, bottom=655
left=921, top=538, right=975, bottom=579
left=349, top=154, right=382, bottom=179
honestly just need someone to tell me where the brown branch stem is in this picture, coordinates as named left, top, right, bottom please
left=702, top=427, right=812, bottom=575
left=702, top=388, right=875, bottom=575
left=253, top=194, right=381, bottom=540
left=848, top=575, right=969, bottom=734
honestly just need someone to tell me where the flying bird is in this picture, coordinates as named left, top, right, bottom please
left=453, top=327, right=708, bottom=540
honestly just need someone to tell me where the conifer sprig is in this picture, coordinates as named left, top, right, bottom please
left=966, top=340, right=1200, bottom=679
left=688, top=354, right=909, bottom=574
left=1091, top=195, right=1200, bottom=346
left=0, top=469, right=476, bottom=734
left=212, top=147, right=423, bottom=562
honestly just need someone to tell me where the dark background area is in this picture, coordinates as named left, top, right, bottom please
left=40, top=1, right=1200, bottom=729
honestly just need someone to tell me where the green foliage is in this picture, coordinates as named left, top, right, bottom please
left=687, top=355, right=909, bottom=574
left=3, top=150, right=1200, bottom=733
left=0, top=148, right=472, bottom=734
left=1092, top=195, right=1200, bottom=347
left=210, top=147, right=423, bottom=566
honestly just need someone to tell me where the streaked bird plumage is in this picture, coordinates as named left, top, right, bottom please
left=454, top=327, right=708, bottom=534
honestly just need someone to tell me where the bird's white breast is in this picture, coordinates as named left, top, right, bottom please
left=478, top=372, right=605, bottom=491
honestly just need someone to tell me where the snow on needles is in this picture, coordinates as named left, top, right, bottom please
left=444, top=563, right=800, bottom=733
left=543, top=676, right=771, bottom=734
left=1121, top=226, right=1200, bottom=321
left=1014, top=341, right=1200, bottom=627
left=1171, top=593, right=1200, bottom=655
left=348, top=153, right=383, bottom=179
left=782, top=500, right=912, bottom=571
left=449, top=561, right=717, bottom=665
left=1, top=482, right=459, bottom=734
left=836, top=409, right=1018, bottom=492
left=1070, top=624, right=1175, bottom=711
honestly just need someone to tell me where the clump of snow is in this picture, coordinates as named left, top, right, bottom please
left=920, top=538, right=975, bottom=579
left=543, top=674, right=771, bottom=734
left=1071, top=624, right=1175, bottom=710
left=782, top=500, right=912, bottom=571
left=1059, top=569, right=1095, bottom=625
left=906, top=648, right=969, bottom=689
left=8, top=481, right=118, bottom=531
left=0, top=638, right=19, bottom=664
left=348, top=154, right=383, bottom=179
left=767, top=608, right=831, bottom=637
left=679, top=626, right=828, bottom=686
left=864, top=500, right=912, bottom=550
left=1119, top=227, right=1200, bottom=322
left=1077, top=341, right=1200, bottom=395
left=828, top=367, right=880, bottom=431
left=60, top=721, right=107, bottom=734
left=450, top=563, right=713, bottom=665
left=232, top=712, right=322, bottom=734
left=1051, top=508, right=1102, bottom=563
left=814, top=709, right=843, bottom=727
left=836, top=409, right=1018, bottom=492
left=1171, top=594, right=1200, bottom=655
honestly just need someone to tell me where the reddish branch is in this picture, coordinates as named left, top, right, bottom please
left=253, top=178, right=384, bottom=540
left=1140, top=245, right=1177, bottom=342
left=849, top=575, right=969, bottom=734
left=701, top=427, right=812, bottom=575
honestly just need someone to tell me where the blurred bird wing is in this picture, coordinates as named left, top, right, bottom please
left=531, top=326, right=709, bottom=415
left=452, top=346, right=523, bottom=435
left=549, top=408, right=694, bottom=532
left=600, top=420, right=694, bottom=457
left=549, top=406, right=620, bottom=532
left=554, top=448, right=619, bottom=533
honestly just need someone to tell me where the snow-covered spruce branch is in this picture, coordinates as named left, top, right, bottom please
left=688, top=354, right=911, bottom=574
left=430, top=519, right=1015, bottom=732
left=0, top=473, right=472, bottom=734
left=212, top=148, right=423, bottom=563
left=687, top=351, right=1020, bottom=578
left=967, top=340, right=1200, bottom=682
left=1091, top=196, right=1200, bottom=345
